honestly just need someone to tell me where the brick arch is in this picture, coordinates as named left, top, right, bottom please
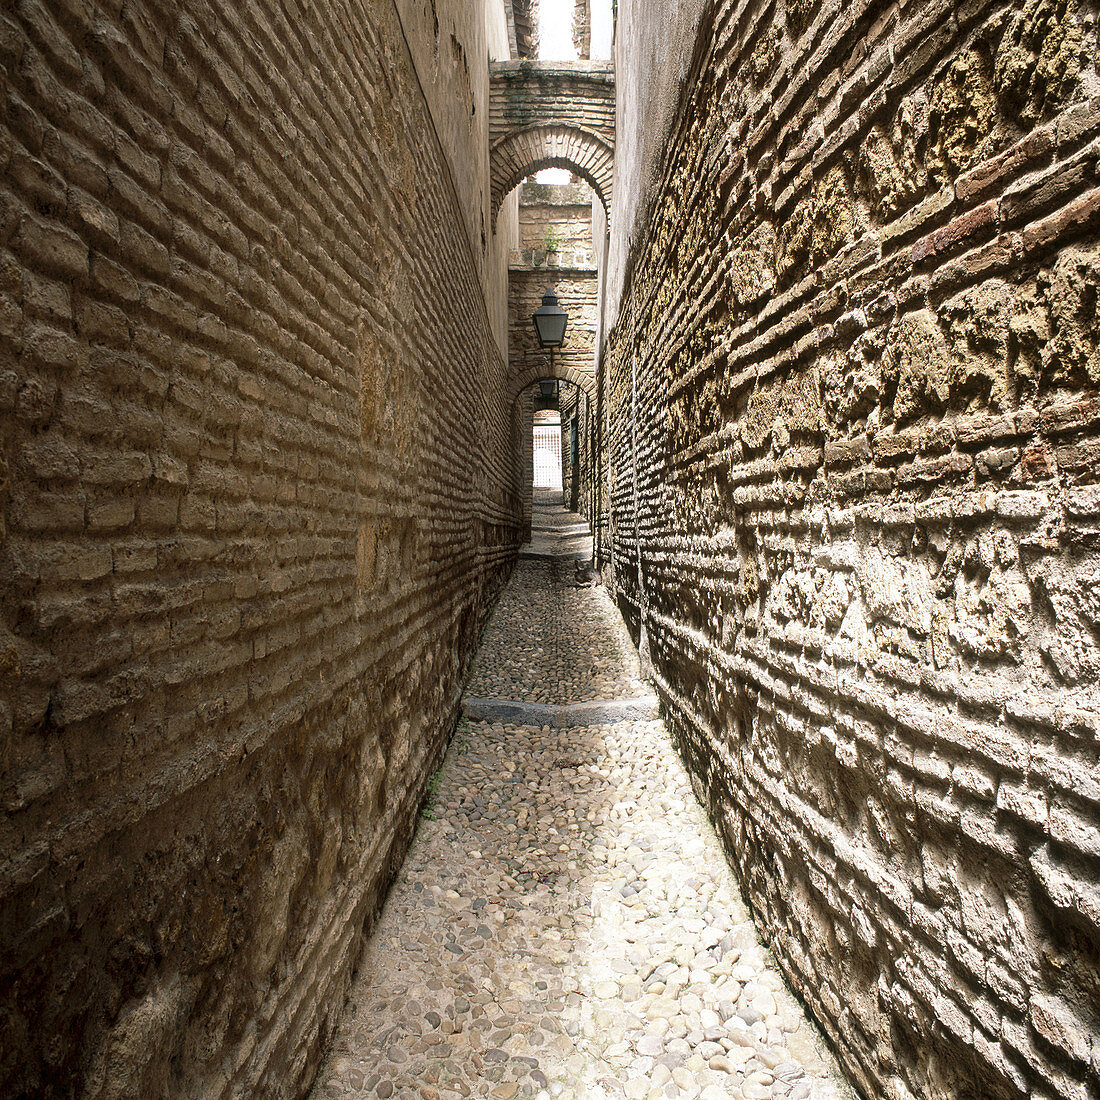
left=490, top=125, right=613, bottom=228
left=508, top=361, right=595, bottom=405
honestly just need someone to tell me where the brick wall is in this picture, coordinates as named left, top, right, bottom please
left=561, top=384, right=581, bottom=510
left=516, top=385, right=536, bottom=535
left=489, top=62, right=616, bottom=150
left=508, top=268, right=598, bottom=395
left=516, top=182, right=596, bottom=268
left=602, top=0, right=1100, bottom=1097
left=0, top=0, right=520, bottom=1095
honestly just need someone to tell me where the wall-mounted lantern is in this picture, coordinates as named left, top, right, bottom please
left=532, top=288, right=568, bottom=349
left=539, top=379, right=558, bottom=400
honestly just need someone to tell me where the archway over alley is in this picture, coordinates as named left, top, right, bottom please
left=489, top=61, right=615, bottom=225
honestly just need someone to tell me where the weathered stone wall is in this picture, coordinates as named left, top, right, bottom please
left=574, top=0, right=593, bottom=61
left=517, top=182, right=596, bottom=267
left=561, top=384, right=579, bottom=509
left=560, top=383, right=587, bottom=514
left=602, top=0, right=1100, bottom=1097
left=558, top=383, right=597, bottom=527
left=602, top=0, right=708, bottom=337
left=516, top=384, right=537, bottom=534
left=0, top=0, right=520, bottom=1096
left=395, top=0, right=516, bottom=342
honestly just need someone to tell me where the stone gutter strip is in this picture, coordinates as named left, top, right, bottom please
left=517, top=548, right=591, bottom=561
left=461, top=694, right=660, bottom=725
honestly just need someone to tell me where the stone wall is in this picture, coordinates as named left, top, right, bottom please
left=559, top=383, right=596, bottom=525
left=574, top=0, right=593, bottom=61
left=508, top=268, right=598, bottom=397
left=561, top=384, right=580, bottom=510
left=516, top=385, right=536, bottom=534
left=602, top=0, right=1100, bottom=1098
left=395, top=0, right=516, bottom=343
left=0, top=0, right=520, bottom=1096
left=516, top=182, right=596, bottom=268
left=602, top=0, right=708, bottom=336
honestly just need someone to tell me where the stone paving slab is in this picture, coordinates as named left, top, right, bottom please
left=310, top=504, right=852, bottom=1100
left=522, top=490, right=593, bottom=560
left=461, top=696, right=660, bottom=726
left=518, top=548, right=591, bottom=562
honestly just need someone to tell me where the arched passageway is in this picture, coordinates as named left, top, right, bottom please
left=511, top=376, right=596, bottom=543
left=505, top=176, right=602, bottom=545
left=488, top=60, right=615, bottom=227
left=508, top=359, right=594, bottom=405
left=490, top=124, right=614, bottom=226
left=505, top=178, right=600, bottom=406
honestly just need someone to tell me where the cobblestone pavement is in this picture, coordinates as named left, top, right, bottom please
left=311, top=505, right=851, bottom=1100
left=464, top=556, right=647, bottom=706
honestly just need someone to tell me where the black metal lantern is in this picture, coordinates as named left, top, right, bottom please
left=539, top=379, right=558, bottom=399
left=532, top=288, right=568, bottom=349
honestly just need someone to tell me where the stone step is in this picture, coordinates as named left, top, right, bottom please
left=461, top=693, right=660, bottom=726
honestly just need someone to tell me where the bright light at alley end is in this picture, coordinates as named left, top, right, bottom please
left=532, top=288, right=568, bottom=349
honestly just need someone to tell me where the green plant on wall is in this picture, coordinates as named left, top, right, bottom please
left=420, top=765, right=444, bottom=820
left=544, top=225, right=560, bottom=253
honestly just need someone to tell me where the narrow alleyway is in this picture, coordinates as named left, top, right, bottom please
left=311, top=495, right=850, bottom=1100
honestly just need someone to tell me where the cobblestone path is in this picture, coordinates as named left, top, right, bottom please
left=312, top=498, right=850, bottom=1100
